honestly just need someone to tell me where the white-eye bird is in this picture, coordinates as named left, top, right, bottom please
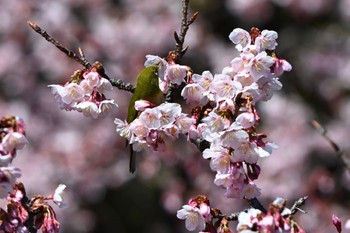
left=127, top=65, right=164, bottom=173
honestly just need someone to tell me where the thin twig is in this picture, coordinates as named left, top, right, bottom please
left=246, top=197, right=267, bottom=214
left=290, top=196, right=308, bottom=215
left=78, top=47, right=91, bottom=68
left=216, top=212, right=240, bottom=221
left=191, top=137, right=210, bottom=152
left=27, top=21, right=135, bottom=92
left=174, top=0, right=198, bottom=62
left=310, top=120, right=350, bottom=172
left=27, top=21, right=91, bottom=69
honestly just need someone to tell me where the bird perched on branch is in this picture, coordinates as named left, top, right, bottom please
left=127, top=65, right=164, bottom=173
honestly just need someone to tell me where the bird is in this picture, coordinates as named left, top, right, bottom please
left=127, top=65, right=164, bottom=173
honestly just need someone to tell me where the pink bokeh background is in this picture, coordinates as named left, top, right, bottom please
left=1, top=0, right=349, bottom=232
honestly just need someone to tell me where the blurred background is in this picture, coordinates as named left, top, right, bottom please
left=1, top=0, right=350, bottom=232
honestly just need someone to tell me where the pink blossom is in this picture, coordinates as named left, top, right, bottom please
left=157, top=103, right=182, bottom=126
left=202, top=112, right=230, bottom=136
left=242, top=182, right=261, bottom=199
left=233, top=142, right=259, bottom=164
left=254, top=76, right=283, bottom=101
left=220, top=129, right=249, bottom=149
left=210, top=74, right=242, bottom=100
left=215, top=98, right=235, bottom=112
left=192, top=71, right=214, bottom=92
left=230, top=50, right=254, bottom=73
left=61, top=83, right=85, bottom=104
left=52, top=184, right=67, bottom=208
left=0, top=167, right=21, bottom=198
left=97, top=77, right=113, bottom=93
left=165, top=64, right=188, bottom=85
left=332, top=214, right=342, bottom=233
left=256, top=142, right=277, bottom=158
left=203, top=147, right=231, bottom=173
left=181, top=83, right=208, bottom=106
left=235, top=112, right=256, bottom=128
left=75, top=101, right=99, bottom=119
left=177, top=205, right=206, bottom=231
left=138, top=108, right=162, bottom=129
left=175, top=115, right=196, bottom=134
left=162, top=124, right=179, bottom=140
left=98, top=99, right=118, bottom=117
left=48, top=84, right=76, bottom=110
left=255, top=29, right=278, bottom=51
left=214, top=173, right=234, bottom=188
left=42, top=213, right=60, bottom=233
left=2, top=132, right=28, bottom=152
left=144, top=54, right=167, bottom=68
left=229, top=28, right=251, bottom=51
left=114, top=119, right=131, bottom=140
left=134, top=100, right=153, bottom=111
left=0, top=154, right=12, bottom=166
left=199, top=203, right=212, bottom=222
left=233, top=72, right=257, bottom=90
left=224, top=179, right=245, bottom=199
left=83, top=71, right=100, bottom=89
left=129, top=119, right=149, bottom=139
left=237, top=208, right=261, bottom=230
left=79, top=79, right=94, bottom=94
left=273, top=57, right=292, bottom=76
left=246, top=51, right=275, bottom=81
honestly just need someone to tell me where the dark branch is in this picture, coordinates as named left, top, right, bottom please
left=27, top=21, right=135, bottom=92
left=174, top=0, right=198, bottom=62
left=310, top=120, right=350, bottom=172
left=246, top=197, right=267, bottom=214
left=290, top=196, right=308, bottom=215
left=191, top=137, right=210, bottom=152
left=27, top=21, right=91, bottom=69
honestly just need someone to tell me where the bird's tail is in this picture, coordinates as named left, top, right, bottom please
left=129, top=145, right=136, bottom=173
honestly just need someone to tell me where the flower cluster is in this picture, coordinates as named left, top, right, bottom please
left=237, top=197, right=305, bottom=233
left=0, top=116, right=27, bottom=198
left=144, top=54, right=191, bottom=92
left=177, top=196, right=305, bottom=233
left=0, top=183, right=66, bottom=233
left=115, top=102, right=195, bottom=151
left=182, top=28, right=291, bottom=107
left=176, top=195, right=212, bottom=232
left=115, top=28, right=291, bottom=199
left=49, top=62, right=118, bottom=119
left=0, top=116, right=66, bottom=232
left=178, top=28, right=292, bottom=199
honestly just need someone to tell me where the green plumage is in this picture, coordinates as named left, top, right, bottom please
left=127, top=65, right=164, bottom=173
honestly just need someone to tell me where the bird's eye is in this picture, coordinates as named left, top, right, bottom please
left=154, top=69, right=159, bottom=76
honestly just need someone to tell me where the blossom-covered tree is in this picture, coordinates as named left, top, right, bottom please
left=0, top=0, right=349, bottom=232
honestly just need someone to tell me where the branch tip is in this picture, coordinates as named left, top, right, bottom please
left=189, top=12, right=199, bottom=24
left=27, top=21, right=37, bottom=30
left=174, top=31, right=181, bottom=44
left=181, top=45, right=189, bottom=56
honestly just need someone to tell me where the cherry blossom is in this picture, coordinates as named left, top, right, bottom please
left=177, top=205, right=206, bottom=231
left=229, top=28, right=251, bottom=51
left=48, top=68, right=118, bottom=118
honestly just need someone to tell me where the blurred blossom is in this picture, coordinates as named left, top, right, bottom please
left=296, top=0, right=331, bottom=14
left=52, top=184, right=67, bottom=208
left=0, top=0, right=349, bottom=232
left=339, top=0, right=350, bottom=21
left=226, top=0, right=273, bottom=23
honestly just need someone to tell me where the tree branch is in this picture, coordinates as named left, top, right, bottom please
left=290, top=196, right=308, bottom=215
left=27, top=21, right=91, bottom=69
left=27, top=21, right=135, bottom=92
left=310, top=120, right=350, bottom=172
left=246, top=197, right=267, bottom=213
left=174, top=0, right=198, bottom=62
